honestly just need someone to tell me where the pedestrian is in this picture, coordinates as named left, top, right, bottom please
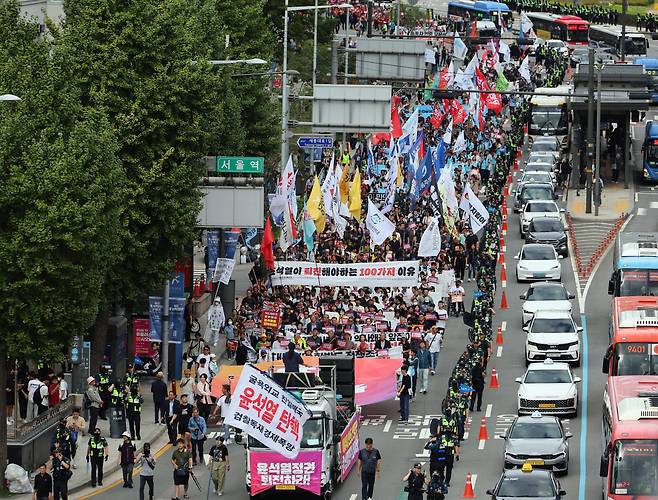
left=165, top=391, right=181, bottom=445
left=118, top=431, right=136, bottom=488
left=85, top=377, right=102, bottom=435
left=208, top=436, right=230, bottom=496
left=357, top=437, right=381, bottom=500
left=194, top=373, right=213, bottom=421
left=171, top=438, right=193, bottom=500
left=57, top=373, right=68, bottom=402
left=150, top=371, right=168, bottom=424
left=407, top=350, right=419, bottom=397
left=125, top=387, right=143, bottom=441
left=32, top=464, right=52, bottom=500
left=65, top=407, right=86, bottom=464
left=402, top=463, right=427, bottom=500
left=188, top=407, right=207, bottom=466
left=134, top=442, right=156, bottom=500
left=86, top=427, right=108, bottom=487
left=211, top=384, right=232, bottom=443
left=178, top=369, right=196, bottom=401
left=177, top=394, right=194, bottom=448
left=48, top=375, right=61, bottom=408
left=224, top=319, right=236, bottom=360
left=469, top=358, right=485, bottom=412
left=416, top=341, right=431, bottom=394
left=398, top=365, right=412, bottom=423
left=27, top=372, right=41, bottom=421
left=424, top=328, right=442, bottom=375
left=51, top=450, right=72, bottom=500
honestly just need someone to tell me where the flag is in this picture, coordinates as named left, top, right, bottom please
left=429, top=103, right=445, bottom=129
left=451, top=100, right=467, bottom=125
left=438, top=62, right=454, bottom=89
left=499, top=41, right=511, bottom=63
left=307, top=175, right=326, bottom=233
left=349, top=169, right=362, bottom=221
left=442, top=118, right=453, bottom=145
left=278, top=200, right=296, bottom=252
left=331, top=165, right=347, bottom=238
left=453, top=31, right=468, bottom=60
left=496, top=69, right=509, bottom=91
left=475, top=95, right=486, bottom=130
left=462, top=184, right=490, bottom=234
left=434, top=140, right=446, bottom=175
left=485, top=92, right=503, bottom=114
left=382, top=171, right=397, bottom=214
left=261, top=216, right=275, bottom=270
left=321, top=159, right=337, bottom=221
left=302, top=206, right=316, bottom=252
left=454, top=68, right=474, bottom=91
left=428, top=176, right=443, bottom=218
left=475, top=67, right=490, bottom=92
left=519, top=12, right=533, bottom=43
left=464, top=54, right=479, bottom=80
left=498, top=9, right=506, bottom=31
left=418, top=217, right=442, bottom=257
left=519, top=57, right=531, bottom=83
left=339, top=164, right=350, bottom=204
left=371, top=132, right=390, bottom=146
left=453, top=130, right=466, bottom=154
left=391, top=96, right=403, bottom=139
left=400, top=108, right=419, bottom=149
left=416, top=148, right=434, bottom=196
left=366, top=198, right=395, bottom=246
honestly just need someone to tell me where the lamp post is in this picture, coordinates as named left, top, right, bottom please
left=281, top=2, right=351, bottom=174
left=594, top=65, right=602, bottom=216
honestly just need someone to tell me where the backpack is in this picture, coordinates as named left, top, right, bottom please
left=83, top=392, right=92, bottom=409
left=32, top=384, right=44, bottom=405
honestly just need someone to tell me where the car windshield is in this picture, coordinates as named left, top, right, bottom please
left=532, top=140, right=560, bottom=151
left=248, top=418, right=324, bottom=448
left=497, top=474, right=556, bottom=496
left=530, top=218, right=563, bottom=232
left=525, top=163, right=553, bottom=173
left=509, top=421, right=562, bottom=439
left=526, top=203, right=558, bottom=213
left=572, top=48, right=588, bottom=57
left=522, top=173, right=552, bottom=184
left=527, top=285, right=567, bottom=301
left=530, top=318, right=575, bottom=333
left=529, top=153, right=557, bottom=164
left=521, top=247, right=555, bottom=260
left=611, top=440, right=658, bottom=496
left=524, top=369, right=572, bottom=384
left=521, top=186, right=553, bottom=202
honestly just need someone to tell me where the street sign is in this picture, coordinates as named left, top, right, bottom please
left=216, top=156, right=264, bottom=174
left=297, top=136, right=333, bottom=148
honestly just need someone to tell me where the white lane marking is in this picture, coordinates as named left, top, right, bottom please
left=651, top=201, right=658, bottom=209
left=419, top=428, right=430, bottom=439
left=485, top=404, right=493, bottom=418
left=636, top=192, right=640, bottom=202
left=472, top=474, right=478, bottom=489
left=564, top=213, right=584, bottom=314
left=502, top=245, right=506, bottom=252
left=349, top=495, right=357, bottom=500
left=496, top=346, right=503, bottom=357
left=463, top=431, right=469, bottom=439
left=638, top=207, right=648, bottom=215
left=383, top=420, right=392, bottom=433
left=478, top=439, right=486, bottom=450
left=502, top=280, right=507, bottom=288
left=416, top=449, right=431, bottom=458
left=501, top=321, right=507, bottom=331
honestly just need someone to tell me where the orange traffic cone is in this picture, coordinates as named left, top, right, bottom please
left=523, top=123, right=528, bottom=136
left=517, top=148, right=522, bottom=159
left=514, top=158, right=518, bottom=171
left=193, top=279, right=200, bottom=298
left=500, top=265, right=507, bottom=283
left=507, top=173, right=513, bottom=185
left=496, top=325, right=504, bottom=344
left=498, top=251, right=504, bottom=265
left=500, top=289, right=509, bottom=309
left=503, top=184, right=509, bottom=197
left=502, top=199, right=508, bottom=215
left=462, top=472, right=476, bottom=498
left=501, top=216, right=508, bottom=233
left=200, top=274, right=206, bottom=292
left=490, top=368, right=500, bottom=389
left=478, top=417, right=489, bottom=440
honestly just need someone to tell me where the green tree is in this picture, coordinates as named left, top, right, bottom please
left=0, top=0, right=125, bottom=483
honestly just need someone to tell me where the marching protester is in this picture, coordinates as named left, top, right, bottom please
left=208, top=436, right=230, bottom=496
left=171, top=438, right=193, bottom=500
left=118, top=431, right=136, bottom=488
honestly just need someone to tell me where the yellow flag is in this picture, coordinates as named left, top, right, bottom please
left=339, top=165, right=350, bottom=204
left=349, top=169, right=362, bottom=221
left=307, top=175, right=326, bottom=233
left=396, top=160, right=403, bottom=187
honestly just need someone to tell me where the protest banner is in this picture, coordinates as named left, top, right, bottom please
left=249, top=451, right=322, bottom=496
left=355, top=357, right=402, bottom=406
left=261, top=302, right=281, bottom=330
left=339, top=411, right=361, bottom=481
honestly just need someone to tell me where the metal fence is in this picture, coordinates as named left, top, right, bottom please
left=8, top=398, right=75, bottom=443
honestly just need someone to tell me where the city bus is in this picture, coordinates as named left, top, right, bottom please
left=634, top=58, right=658, bottom=104
left=603, top=297, right=658, bottom=376
left=600, top=376, right=658, bottom=498
left=641, top=120, right=658, bottom=181
left=526, top=13, right=589, bottom=47
left=589, top=25, right=648, bottom=57
left=609, top=232, right=658, bottom=297
left=447, top=1, right=513, bottom=30
left=529, top=84, right=571, bottom=144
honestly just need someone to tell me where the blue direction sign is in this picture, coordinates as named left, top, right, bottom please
left=297, top=136, right=333, bottom=149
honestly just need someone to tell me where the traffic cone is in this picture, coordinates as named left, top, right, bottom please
left=501, top=216, right=508, bottom=233
left=514, top=158, right=518, bottom=171
left=490, top=368, right=500, bottom=389
left=478, top=417, right=489, bottom=440
left=507, top=172, right=513, bottom=185
left=523, top=123, right=528, bottom=136
left=498, top=251, right=504, bottom=265
left=500, top=289, right=508, bottom=309
left=500, top=265, right=507, bottom=283
left=496, top=325, right=504, bottom=344
left=517, top=148, right=522, bottom=159
left=503, top=184, right=509, bottom=197
left=200, top=274, right=206, bottom=292
left=193, top=279, right=200, bottom=298
left=462, top=472, right=476, bottom=498
left=502, top=199, right=508, bottom=215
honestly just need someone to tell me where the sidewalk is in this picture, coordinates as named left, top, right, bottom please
left=566, top=181, right=634, bottom=221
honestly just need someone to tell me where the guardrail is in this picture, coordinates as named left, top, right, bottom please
left=8, top=398, right=75, bottom=443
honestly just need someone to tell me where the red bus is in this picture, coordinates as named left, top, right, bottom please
left=526, top=13, right=589, bottom=47
left=603, top=297, right=658, bottom=376
left=600, top=376, right=658, bottom=498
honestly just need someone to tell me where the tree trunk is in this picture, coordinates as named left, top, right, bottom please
left=0, top=343, right=8, bottom=492
left=90, top=306, right=110, bottom=375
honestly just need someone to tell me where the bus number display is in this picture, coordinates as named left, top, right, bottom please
left=625, top=343, right=648, bottom=354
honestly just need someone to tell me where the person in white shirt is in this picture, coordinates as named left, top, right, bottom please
left=449, top=281, right=466, bottom=316
left=211, top=384, right=232, bottom=443
left=58, top=373, right=69, bottom=401
left=435, top=301, right=449, bottom=330
left=424, top=327, right=443, bottom=376
left=26, top=373, right=43, bottom=421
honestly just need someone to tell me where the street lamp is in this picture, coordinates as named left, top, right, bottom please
left=281, top=1, right=351, bottom=173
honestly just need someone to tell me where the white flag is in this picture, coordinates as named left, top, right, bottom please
left=442, top=118, right=453, bottom=145
left=464, top=54, right=479, bottom=80
left=418, top=217, right=442, bottom=257
left=454, top=68, right=474, bottom=91
left=438, top=167, right=459, bottom=215
left=400, top=108, right=419, bottom=147
left=382, top=170, right=397, bottom=214
left=366, top=198, right=395, bottom=246
left=321, top=157, right=337, bottom=221
left=463, top=184, right=490, bottom=234
left=453, top=130, right=466, bottom=154
left=453, top=31, right=468, bottom=61
left=499, top=41, right=511, bottom=63
left=278, top=200, right=295, bottom=252
left=332, top=165, right=348, bottom=238
left=519, top=57, right=531, bottom=83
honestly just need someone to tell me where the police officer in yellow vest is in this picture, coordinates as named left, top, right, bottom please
left=97, top=367, right=111, bottom=420
left=86, top=428, right=108, bottom=487
left=109, top=383, right=123, bottom=409
left=125, top=387, right=143, bottom=441
left=436, top=431, right=455, bottom=487
left=124, top=364, right=139, bottom=393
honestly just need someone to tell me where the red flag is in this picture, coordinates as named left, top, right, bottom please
left=476, top=95, right=486, bottom=130
left=485, top=92, right=502, bottom=114
left=262, top=216, right=275, bottom=270
left=438, top=66, right=451, bottom=89
left=451, top=100, right=467, bottom=125
left=475, top=67, right=490, bottom=92
left=390, top=95, right=403, bottom=139
left=429, top=104, right=444, bottom=128
left=371, top=132, right=391, bottom=145
left=481, top=49, right=490, bottom=68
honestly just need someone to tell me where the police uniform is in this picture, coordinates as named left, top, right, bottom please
left=87, top=434, right=108, bottom=487
left=110, top=386, right=124, bottom=409
left=98, top=372, right=110, bottom=419
left=436, top=433, right=455, bottom=486
left=124, top=371, right=139, bottom=392
left=125, top=393, right=143, bottom=440
left=51, top=456, right=71, bottom=500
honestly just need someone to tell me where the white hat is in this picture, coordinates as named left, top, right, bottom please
left=122, top=431, right=131, bottom=439
left=86, top=376, right=95, bottom=384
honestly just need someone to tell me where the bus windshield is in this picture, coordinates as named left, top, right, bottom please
left=613, top=343, right=658, bottom=375
left=619, top=270, right=658, bottom=296
left=646, top=141, right=658, bottom=165
left=530, top=106, right=567, bottom=135
left=625, top=37, right=647, bottom=55
left=248, top=418, right=324, bottom=449
left=567, top=27, right=589, bottom=43
left=611, top=440, right=658, bottom=496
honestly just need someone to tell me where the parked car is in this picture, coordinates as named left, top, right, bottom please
left=516, top=359, right=580, bottom=418
left=515, top=244, right=562, bottom=282
left=523, top=309, right=582, bottom=366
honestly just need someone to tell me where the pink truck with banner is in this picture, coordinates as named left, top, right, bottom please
left=236, top=357, right=360, bottom=499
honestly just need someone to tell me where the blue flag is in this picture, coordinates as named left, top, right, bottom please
left=434, top=141, right=447, bottom=176
left=416, top=148, right=434, bottom=196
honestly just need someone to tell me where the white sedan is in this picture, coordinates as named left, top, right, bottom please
left=519, top=200, right=562, bottom=237
left=515, top=244, right=562, bottom=282
left=524, top=309, right=582, bottom=366
left=520, top=282, right=575, bottom=325
left=517, top=358, right=580, bottom=417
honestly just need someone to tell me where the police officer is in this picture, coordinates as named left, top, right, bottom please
left=403, top=463, right=427, bottom=500
left=86, top=427, right=109, bottom=487
left=97, top=367, right=111, bottom=420
left=51, top=419, right=73, bottom=460
left=436, top=431, right=455, bottom=487
left=51, top=449, right=72, bottom=500
left=109, top=381, right=124, bottom=409
left=124, top=364, right=139, bottom=393
left=424, top=434, right=446, bottom=477
left=125, top=387, right=143, bottom=441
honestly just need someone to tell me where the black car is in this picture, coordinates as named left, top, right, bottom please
left=486, top=466, right=566, bottom=499
left=513, top=183, right=556, bottom=213
left=525, top=217, right=568, bottom=257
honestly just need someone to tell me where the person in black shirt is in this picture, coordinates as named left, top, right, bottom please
left=208, top=436, right=230, bottom=496
left=86, top=428, right=108, bottom=487
left=469, top=359, right=485, bottom=412
left=357, top=437, right=382, bottom=500
left=150, top=372, right=168, bottom=424
left=33, top=464, right=52, bottom=500
left=51, top=451, right=71, bottom=500
left=398, top=365, right=412, bottom=422
left=374, top=332, right=391, bottom=350
left=177, top=394, right=194, bottom=447
left=118, top=432, right=136, bottom=488
left=402, top=463, right=427, bottom=500
left=282, top=343, right=305, bottom=372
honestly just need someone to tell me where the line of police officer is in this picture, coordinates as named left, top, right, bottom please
left=96, top=363, right=143, bottom=440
